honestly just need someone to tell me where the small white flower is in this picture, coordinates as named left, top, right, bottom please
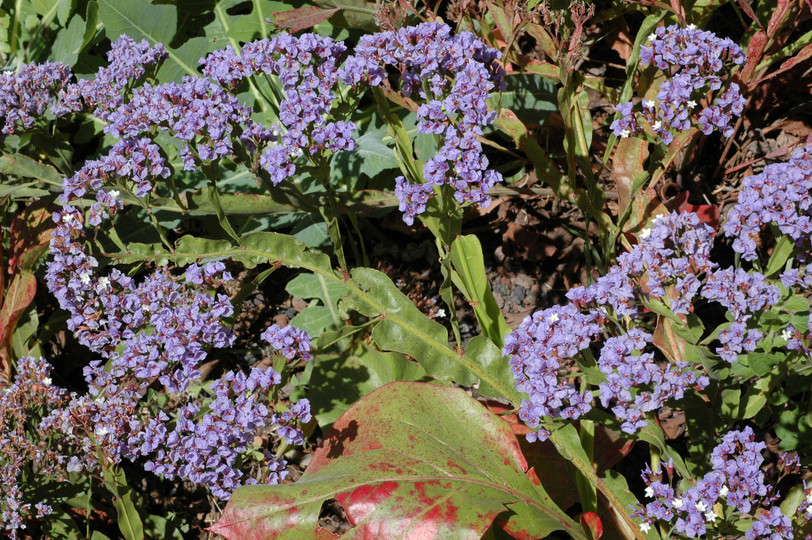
left=108, top=190, right=120, bottom=200
left=652, top=214, right=665, bottom=224
left=98, top=277, right=111, bottom=289
left=620, top=129, right=631, bottom=139
left=435, top=308, right=447, bottom=318
left=42, top=377, right=52, bottom=386
left=695, top=501, right=707, bottom=513
left=704, top=510, right=717, bottom=523
left=672, top=498, right=684, bottom=509
left=548, top=313, right=560, bottom=323
left=79, top=273, right=91, bottom=286
left=643, top=99, right=655, bottom=109
left=652, top=120, right=662, bottom=131
left=648, top=33, right=657, bottom=42
left=640, top=227, right=652, bottom=239
left=687, top=24, right=697, bottom=30
left=807, top=504, right=812, bottom=516
left=687, top=100, right=697, bottom=109
left=782, top=329, right=793, bottom=340
left=640, top=522, right=652, bottom=533
left=719, top=485, right=729, bottom=497
left=644, top=486, right=655, bottom=498
left=95, top=426, right=109, bottom=437
left=62, top=213, right=77, bottom=225
left=806, top=491, right=812, bottom=505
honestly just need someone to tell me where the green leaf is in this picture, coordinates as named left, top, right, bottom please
left=97, top=0, right=218, bottom=83
left=102, top=464, right=144, bottom=540
left=0, top=152, right=63, bottom=186
left=765, top=235, right=794, bottom=276
left=489, top=73, right=556, bottom=127
left=308, top=343, right=427, bottom=428
left=450, top=235, right=511, bottom=348
left=212, top=382, right=585, bottom=540
left=48, top=13, right=86, bottom=65
left=548, top=425, right=657, bottom=540
left=331, top=127, right=399, bottom=184
left=462, top=335, right=522, bottom=404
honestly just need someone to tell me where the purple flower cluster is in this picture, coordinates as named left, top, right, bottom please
left=1, top=358, right=68, bottom=539
left=725, top=145, right=812, bottom=261
left=701, top=268, right=779, bottom=362
left=611, top=24, right=746, bottom=143
left=261, top=323, right=313, bottom=363
left=201, top=33, right=356, bottom=183
left=569, top=212, right=717, bottom=317
left=53, top=35, right=167, bottom=119
left=503, top=304, right=603, bottom=441
left=104, top=77, right=253, bottom=170
left=340, top=22, right=505, bottom=224
left=505, top=212, right=717, bottom=441
left=636, top=427, right=787, bottom=538
left=127, top=366, right=302, bottom=499
left=0, top=62, right=72, bottom=135
left=597, top=330, right=708, bottom=433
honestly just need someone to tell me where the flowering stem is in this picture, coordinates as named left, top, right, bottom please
left=577, top=419, right=598, bottom=513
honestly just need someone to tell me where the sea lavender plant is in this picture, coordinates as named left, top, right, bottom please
left=0, top=358, right=69, bottom=539
left=504, top=212, right=719, bottom=440
left=725, top=146, right=812, bottom=261
left=201, top=33, right=356, bottom=183
left=340, top=22, right=506, bottom=224
left=0, top=62, right=72, bottom=135
left=611, top=24, right=746, bottom=143
left=635, top=427, right=797, bottom=539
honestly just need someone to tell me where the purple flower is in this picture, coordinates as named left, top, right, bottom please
left=340, top=22, right=505, bottom=223
left=612, top=24, right=746, bottom=142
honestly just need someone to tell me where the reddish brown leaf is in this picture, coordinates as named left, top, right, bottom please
left=580, top=511, right=604, bottom=539
left=0, top=270, right=37, bottom=377
left=665, top=191, right=720, bottom=231
left=272, top=6, right=340, bottom=32
left=735, top=0, right=764, bottom=29
left=212, top=383, right=584, bottom=540
left=8, top=201, right=57, bottom=274
left=741, top=30, right=767, bottom=84
left=758, top=43, right=812, bottom=84
left=767, top=0, right=793, bottom=36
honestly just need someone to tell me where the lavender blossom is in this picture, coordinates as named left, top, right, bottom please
left=0, top=62, right=72, bottom=135
left=340, top=22, right=505, bottom=224
left=201, top=33, right=355, bottom=183
left=725, top=145, right=812, bottom=261
left=636, top=428, right=780, bottom=538
left=611, top=24, right=746, bottom=143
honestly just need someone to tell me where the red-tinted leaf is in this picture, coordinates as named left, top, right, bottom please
left=758, top=43, right=812, bottom=84
left=0, top=270, right=37, bottom=377
left=8, top=201, right=57, bottom=274
left=741, top=30, right=767, bottom=84
left=580, top=511, right=604, bottom=539
left=735, top=0, right=763, bottom=29
left=613, top=138, right=649, bottom=212
left=272, top=6, right=339, bottom=32
left=211, top=382, right=585, bottom=540
left=767, top=0, right=793, bottom=36
left=665, top=191, right=720, bottom=231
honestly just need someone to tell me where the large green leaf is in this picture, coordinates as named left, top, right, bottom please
left=308, top=343, right=428, bottom=428
left=211, top=382, right=585, bottom=540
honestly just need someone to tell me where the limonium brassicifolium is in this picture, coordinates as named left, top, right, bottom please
left=611, top=24, right=746, bottom=143
left=1, top=23, right=505, bottom=537
left=635, top=427, right=798, bottom=539
left=340, top=22, right=506, bottom=224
